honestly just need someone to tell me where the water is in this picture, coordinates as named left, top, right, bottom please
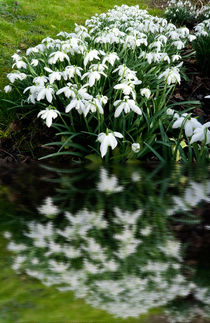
left=0, top=162, right=209, bottom=323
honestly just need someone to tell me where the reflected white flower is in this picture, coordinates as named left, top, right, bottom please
left=97, top=168, right=123, bottom=193
left=37, top=197, right=59, bottom=215
left=140, top=226, right=152, bottom=236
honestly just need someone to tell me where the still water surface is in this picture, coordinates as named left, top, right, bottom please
left=0, top=162, right=209, bottom=323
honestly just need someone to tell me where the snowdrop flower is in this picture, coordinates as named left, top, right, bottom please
left=48, top=51, right=70, bottom=64
left=62, top=65, right=83, bottom=80
left=140, top=88, right=151, bottom=99
left=172, top=54, right=181, bottom=62
left=31, top=59, right=39, bottom=67
left=172, top=113, right=202, bottom=137
left=190, top=122, right=210, bottom=144
left=205, top=95, right=210, bottom=99
left=7, top=72, right=27, bottom=83
left=4, top=85, right=12, bottom=93
left=37, top=106, right=60, bottom=127
left=82, top=70, right=106, bottom=87
left=33, top=75, right=48, bottom=86
left=26, top=46, right=40, bottom=55
left=158, top=66, right=181, bottom=85
left=114, top=96, right=142, bottom=117
left=12, top=59, right=27, bottom=69
left=84, top=49, right=100, bottom=66
left=114, top=82, right=137, bottom=99
left=102, top=52, right=119, bottom=66
left=37, top=86, right=54, bottom=103
left=132, top=143, right=140, bottom=153
left=56, top=83, right=77, bottom=98
left=85, top=95, right=107, bottom=116
left=172, top=40, right=185, bottom=49
left=65, top=88, right=92, bottom=114
left=44, top=67, right=62, bottom=84
left=188, top=34, right=196, bottom=42
left=166, top=108, right=176, bottom=116
left=97, top=130, right=123, bottom=158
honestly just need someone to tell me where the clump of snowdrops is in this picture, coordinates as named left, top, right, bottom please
left=165, top=0, right=210, bottom=27
left=193, top=19, right=210, bottom=75
left=4, top=5, right=210, bottom=162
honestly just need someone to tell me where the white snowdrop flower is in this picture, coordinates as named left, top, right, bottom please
left=114, top=96, right=142, bottom=117
left=7, top=72, right=27, bottom=83
left=114, top=82, right=137, bottom=99
left=33, top=75, right=48, bottom=86
left=190, top=122, right=210, bottom=145
left=102, top=52, right=120, bottom=66
left=132, top=143, right=140, bottom=153
left=37, top=86, right=54, bottom=103
left=12, top=59, right=27, bottom=69
left=172, top=113, right=202, bottom=137
left=56, top=82, right=77, bottom=98
left=140, top=88, right=151, bottom=99
left=37, top=107, right=60, bottom=127
left=44, top=67, right=62, bottom=84
left=97, top=130, right=123, bottom=158
left=172, top=54, right=181, bottom=62
left=172, top=40, right=185, bottom=49
left=4, top=85, right=12, bottom=93
left=65, top=88, right=92, bottom=114
left=188, top=34, right=196, bottom=42
left=84, top=49, right=100, bottom=66
left=26, top=46, right=40, bottom=55
left=85, top=95, right=107, bottom=116
left=166, top=108, right=175, bottom=116
left=205, top=95, right=210, bottom=99
left=82, top=70, right=106, bottom=87
left=57, top=31, right=71, bottom=38
left=158, top=66, right=181, bottom=85
left=157, top=35, right=167, bottom=44
left=31, top=59, right=39, bottom=67
left=149, top=40, right=162, bottom=51
left=62, top=65, right=83, bottom=80
left=48, top=51, right=70, bottom=64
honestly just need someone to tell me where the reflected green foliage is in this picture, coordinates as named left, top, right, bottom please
left=0, top=163, right=209, bottom=322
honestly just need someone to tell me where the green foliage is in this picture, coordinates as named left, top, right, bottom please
left=193, top=35, right=210, bottom=76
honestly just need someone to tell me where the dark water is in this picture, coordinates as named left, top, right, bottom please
left=0, top=162, right=209, bottom=323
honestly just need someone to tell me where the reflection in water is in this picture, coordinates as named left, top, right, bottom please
left=0, top=163, right=210, bottom=322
